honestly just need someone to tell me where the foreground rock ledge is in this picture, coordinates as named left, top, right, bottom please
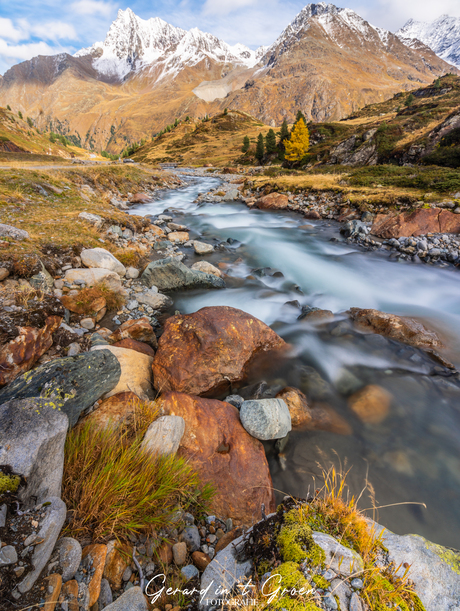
left=159, top=392, right=276, bottom=524
left=152, top=306, right=287, bottom=396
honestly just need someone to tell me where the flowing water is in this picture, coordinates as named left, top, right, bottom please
left=132, top=173, right=460, bottom=548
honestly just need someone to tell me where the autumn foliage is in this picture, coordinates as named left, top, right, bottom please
left=285, top=118, right=310, bottom=163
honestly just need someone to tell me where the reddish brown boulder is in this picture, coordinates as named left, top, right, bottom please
left=59, top=580, right=78, bottom=611
left=60, top=293, right=106, bottom=315
left=111, top=317, right=157, bottom=348
left=192, top=551, right=211, bottom=571
left=159, top=392, right=275, bottom=525
left=156, top=541, right=173, bottom=564
left=112, top=338, right=155, bottom=357
left=152, top=306, right=286, bottom=396
left=80, top=391, right=151, bottom=432
left=371, top=208, right=460, bottom=239
left=129, top=192, right=150, bottom=204
left=276, top=387, right=351, bottom=434
left=349, top=308, right=441, bottom=351
left=257, top=193, right=289, bottom=210
left=304, top=209, right=322, bottom=220
left=0, top=315, right=62, bottom=386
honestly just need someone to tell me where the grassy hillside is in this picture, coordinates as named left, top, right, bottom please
left=0, top=107, right=93, bottom=162
left=131, top=110, right=274, bottom=167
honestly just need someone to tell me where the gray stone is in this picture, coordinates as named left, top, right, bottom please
left=126, top=300, right=139, bottom=311
left=225, top=395, right=244, bottom=409
left=181, top=564, right=199, bottom=581
left=79, top=212, right=102, bottom=224
left=190, top=261, right=222, bottom=277
left=18, top=497, right=67, bottom=593
left=180, top=525, right=201, bottom=552
left=126, top=267, right=139, bottom=279
left=67, top=342, right=81, bottom=356
left=55, top=537, right=82, bottom=582
left=80, top=317, right=95, bottom=329
left=330, top=578, right=351, bottom=610
left=351, top=578, right=363, bottom=589
left=172, top=541, right=187, bottom=566
left=30, top=263, right=54, bottom=291
left=323, top=592, right=338, bottom=609
left=0, top=503, right=7, bottom=527
left=200, top=534, right=252, bottom=609
left=102, top=586, right=148, bottom=610
left=222, top=189, right=240, bottom=201
left=0, top=350, right=121, bottom=428
left=64, top=268, right=124, bottom=293
left=137, top=291, right=173, bottom=311
left=141, top=257, right=225, bottom=291
left=0, top=223, right=30, bottom=240
left=239, top=398, right=291, bottom=440
left=349, top=591, right=364, bottom=611
left=370, top=520, right=460, bottom=611
left=312, top=532, right=364, bottom=576
left=98, top=578, right=113, bottom=609
left=122, top=566, right=133, bottom=581
left=81, top=248, right=126, bottom=277
left=0, top=545, right=18, bottom=566
left=0, top=398, right=68, bottom=506
left=192, top=241, right=214, bottom=255
left=141, top=415, right=185, bottom=456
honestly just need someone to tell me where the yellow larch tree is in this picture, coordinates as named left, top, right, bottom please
left=285, top=118, right=310, bottom=163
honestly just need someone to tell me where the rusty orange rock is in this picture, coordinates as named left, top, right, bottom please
left=44, top=574, right=62, bottom=611
left=159, top=392, right=275, bottom=525
left=112, top=338, right=156, bottom=357
left=129, top=192, right=150, bottom=204
left=80, top=391, right=148, bottom=432
left=59, top=579, right=79, bottom=611
left=257, top=193, right=289, bottom=210
left=156, top=541, right=173, bottom=564
left=348, top=384, right=392, bottom=424
left=191, top=551, right=211, bottom=571
left=371, top=208, right=460, bottom=239
left=214, top=527, right=244, bottom=553
left=81, top=544, right=108, bottom=607
left=276, top=387, right=351, bottom=434
left=0, top=315, right=61, bottom=386
left=152, top=306, right=286, bottom=396
left=111, top=317, right=157, bottom=348
left=103, top=541, right=130, bottom=591
left=60, top=293, right=106, bottom=315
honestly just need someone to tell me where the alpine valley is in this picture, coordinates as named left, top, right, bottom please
left=0, top=2, right=458, bottom=153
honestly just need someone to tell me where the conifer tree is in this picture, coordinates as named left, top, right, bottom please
left=265, top=129, right=277, bottom=154
left=404, top=93, right=414, bottom=107
left=255, top=133, right=265, bottom=162
left=278, top=119, right=289, bottom=144
left=285, top=118, right=309, bottom=164
left=242, top=135, right=250, bottom=153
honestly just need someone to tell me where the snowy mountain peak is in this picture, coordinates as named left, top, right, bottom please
left=397, top=14, right=460, bottom=69
left=74, top=7, right=261, bottom=81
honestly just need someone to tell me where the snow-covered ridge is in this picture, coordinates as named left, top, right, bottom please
left=74, top=7, right=263, bottom=80
left=397, top=15, right=460, bottom=69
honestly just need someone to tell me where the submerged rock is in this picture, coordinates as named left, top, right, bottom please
left=240, top=398, right=291, bottom=440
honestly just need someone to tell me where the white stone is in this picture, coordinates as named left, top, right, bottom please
left=78, top=212, right=102, bottom=224
left=192, top=241, right=214, bottom=255
left=80, top=318, right=95, bottom=330
left=126, top=267, right=139, bottom=279
left=137, top=291, right=173, bottom=311
left=80, top=248, right=126, bottom=277
left=190, top=261, right=222, bottom=277
left=64, top=268, right=124, bottom=293
left=141, top=416, right=185, bottom=456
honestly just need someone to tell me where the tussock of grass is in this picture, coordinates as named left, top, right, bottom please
left=62, top=399, right=213, bottom=542
left=113, top=245, right=147, bottom=269
left=95, top=281, right=126, bottom=311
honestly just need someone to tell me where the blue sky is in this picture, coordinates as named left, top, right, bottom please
left=1, top=0, right=460, bottom=74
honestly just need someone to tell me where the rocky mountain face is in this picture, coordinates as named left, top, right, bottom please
left=397, top=15, right=460, bottom=70
left=0, top=3, right=456, bottom=152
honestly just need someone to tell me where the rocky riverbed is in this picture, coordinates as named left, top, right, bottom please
left=0, top=168, right=460, bottom=610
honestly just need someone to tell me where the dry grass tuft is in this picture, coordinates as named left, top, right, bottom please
left=114, top=245, right=148, bottom=269
left=96, top=281, right=127, bottom=310
left=62, top=398, right=213, bottom=542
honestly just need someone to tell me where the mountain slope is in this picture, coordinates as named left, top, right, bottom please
left=0, top=3, right=456, bottom=154
left=397, top=15, right=460, bottom=70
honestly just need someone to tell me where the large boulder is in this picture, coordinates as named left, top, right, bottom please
left=91, top=345, right=154, bottom=400
left=152, top=306, right=286, bottom=396
left=370, top=521, right=460, bottom=610
left=349, top=308, right=442, bottom=351
left=110, top=317, right=157, bottom=348
left=257, top=193, right=289, bottom=210
left=276, top=387, right=351, bottom=434
left=159, top=392, right=275, bottom=525
left=0, top=223, right=29, bottom=240
left=239, top=398, right=291, bottom=440
left=141, top=257, right=225, bottom=291
left=64, top=268, right=123, bottom=293
left=0, top=398, right=68, bottom=506
left=0, top=350, right=121, bottom=427
left=80, top=248, right=126, bottom=277
left=371, top=208, right=460, bottom=239
left=0, top=315, right=62, bottom=386
left=112, top=338, right=155, bottom=357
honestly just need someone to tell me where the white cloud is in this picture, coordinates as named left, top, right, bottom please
left=0, top=38, right=66, bottom=61
left=30, top=22, right=78, bottom=41
left=202, top=0, right=259, bottom=15
left=0, top=18, right=26, bottom=42
left=71, top=0, right=115, bottom=17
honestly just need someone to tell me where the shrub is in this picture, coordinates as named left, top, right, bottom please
left=18, top=110, right=23, bottom=119
left=6, top=104, right=11, bottom=111
left=63, top=399, right=214, bottom=541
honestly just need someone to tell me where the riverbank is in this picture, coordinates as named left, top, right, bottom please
left=0, top=168, right=460, bottom=610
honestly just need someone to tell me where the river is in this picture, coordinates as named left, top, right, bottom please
left=131, top=172, right=460, bottom=549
